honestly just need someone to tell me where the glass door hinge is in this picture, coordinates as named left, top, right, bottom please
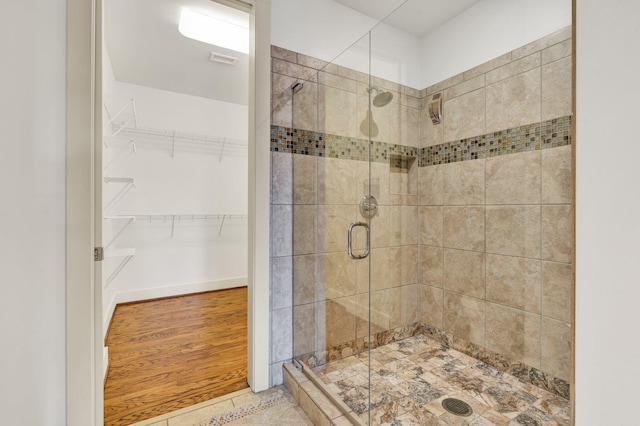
left=94, top=247, right=104, bottom=261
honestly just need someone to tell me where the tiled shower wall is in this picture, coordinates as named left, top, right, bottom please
left=269, top=26, right=573, bottom=391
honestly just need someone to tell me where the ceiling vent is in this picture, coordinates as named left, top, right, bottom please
left=209, top=52, right=238, bottom=65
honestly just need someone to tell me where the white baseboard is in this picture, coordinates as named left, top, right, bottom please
left=103, top=346, right=109, bottom=383
left=102, top=277, right=247, bottom=340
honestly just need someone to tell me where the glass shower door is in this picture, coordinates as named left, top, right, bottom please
left=290, top=32, right=375, bottom=424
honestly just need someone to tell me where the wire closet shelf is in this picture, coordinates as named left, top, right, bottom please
left=105, top=98, right=248, bottom=160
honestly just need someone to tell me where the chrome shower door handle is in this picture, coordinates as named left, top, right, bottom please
left=348, top=222, right=370, bottom=259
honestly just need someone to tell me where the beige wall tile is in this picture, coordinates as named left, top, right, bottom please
left=444, top=292, right=486, bottom=347
left=511, top=27, right=572, bottom=60
left=419, top=165, right=444, bottom=205
left=294, top=303, right=317, bottom=356
left=389, top=284, right=418, bottom=329
left=293, top=154, right=317, bottom=205
left=542, top=145, right=572, bottom=204
left=271, top=204, right=292, bottom=257
left=486, top=150, right=541, bottom=204
left=390, top=245, right=418, bottom=286
left=271, top=45, right=297, bottom=62
left=272, top=72, right=296, bottom=128
left=542, top=261, right=573, bottom=322
left=390, top=206, right=418, bottom=246
left=317, top=157, right=357, bottom=205
left=486, top=254, right=541, bottom=313
left=486, top=53, right=541, bottom=85
left=541, top=317, right=571, bottom=381
left=297, top=53, right=329, bottom=70
left=272, top=306, right=292, bottom=362
left=292, top=80, right=319, bottom=131
left=542, top=39, right=572, bottom=65
left=370, top=205, right=390, bottom=249
left=360, top=247, right=390, bottom=292
left=419, top=284, right=444, bottom=328
left=321, top=297, right=357, bottom=347
left=444, top=75, right=486, bottom=99
left=338, top=65, right=368, bottom=83
left=272, top=255, right=293, bottom=310
left=318, top=252, right=356, bottom=300
left=443, top=249, right=485, bottom=298
left=486, top=303, right=541, bottom=369
left=486, top=68, right=541, bottom=133
left=400, top=284, right=418, bottom=328
left=367, top=162, right=391, bottom=206
left=541, top=205, right=573, bottom=263
left=420, top=104, right=444, bottom=148
left=443, top=159, right=485, bottom=205
left=317, top=204, right=356, bottom=253
left=272, top=152, right=292, bottom=205
left=443, top=88, right=486, bottom=141
left=322, top=86, right=357, bottom=138
left=272, top=58, right=318, bottom=80
left=293, top=255, right=318, bottom=305
left=443, top=206, right=485, bottom=251
left=463, top=52, right=512, bottom=80
left=356, top=291, right=389, bottom=338
left=293, top=205, right=316, bottom=255
left=419, top=206, right=443, bottom=247
left=486, top=206, right=540, bottom=258
left=428, top=73, right=464, bottom=95
left=419, top=246, right=443, bottom=288
left=318, top=71, right=358, bottom=93
left=542, top=56, right=572, bottom=121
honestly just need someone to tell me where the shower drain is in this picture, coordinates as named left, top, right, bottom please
left=441, top=398, right=473, bottom=417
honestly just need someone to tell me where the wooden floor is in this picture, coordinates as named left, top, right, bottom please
left=104, top=287, right=248, bottom=426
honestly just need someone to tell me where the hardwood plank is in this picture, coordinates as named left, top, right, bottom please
left=103, top=287, right=248, bottom=426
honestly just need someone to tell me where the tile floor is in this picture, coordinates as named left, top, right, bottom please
left=310, top=334, right=571, bottom=425
left=129, top=386, right=313, bottom=426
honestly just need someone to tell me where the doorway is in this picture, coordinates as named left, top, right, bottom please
left=100, top=0, right=255, bottom=423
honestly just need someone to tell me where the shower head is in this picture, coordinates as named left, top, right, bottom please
left=368, top=86, right=393, bottom=107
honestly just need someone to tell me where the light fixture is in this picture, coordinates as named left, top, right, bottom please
left=178, top=8, right=249, bottom=54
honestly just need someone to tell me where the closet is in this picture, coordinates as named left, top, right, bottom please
left=101, top=0, right=249, bottom=336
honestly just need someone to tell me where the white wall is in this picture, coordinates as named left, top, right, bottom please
left=102, top=81, right=248, bottom=325
left=273, top=0, right=571, bottom=90
left=421, top=0, right=572, bottom=87
left=271, top=0, right=424, bottom=88
left=575, top=1, right=640, bottom=425
left=0, top=1, right=67, bottom=424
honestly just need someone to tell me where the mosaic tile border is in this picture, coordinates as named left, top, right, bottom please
left=293, top=322, right=569, bottom=401
left=270, top=115, right=572, bottom=166
left=421, top=324, right=570, bottom=400
left=295, top=323, right=422, bottom=369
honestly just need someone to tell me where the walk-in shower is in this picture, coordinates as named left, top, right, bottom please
left=271, top=1, right=573, bottom=424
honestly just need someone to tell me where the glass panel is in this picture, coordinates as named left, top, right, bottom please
left=291, top=31, right=373, bottom=424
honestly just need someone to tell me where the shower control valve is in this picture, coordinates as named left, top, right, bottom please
left=359, top=194, right=379, bottom=218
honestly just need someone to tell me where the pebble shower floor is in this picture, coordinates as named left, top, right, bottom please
left=310, top=335, right=570, bottom=425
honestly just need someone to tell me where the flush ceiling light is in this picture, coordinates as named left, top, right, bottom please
left=178, top=8, right=249, bottom=54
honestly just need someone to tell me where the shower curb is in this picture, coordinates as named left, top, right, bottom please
left=283, top=362, right=363, bottom=425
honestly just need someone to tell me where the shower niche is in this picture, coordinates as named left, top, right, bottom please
left=389, top=153, right=417, bottom=195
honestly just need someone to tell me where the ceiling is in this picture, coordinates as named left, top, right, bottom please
left=333, top=0, right=482, bottom=38
left=105, top=0, right=482, bottom=105
left=105, top=0, right=249, bottom=105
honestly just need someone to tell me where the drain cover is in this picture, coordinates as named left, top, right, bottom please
left=442, top=398, right=473, bottom=417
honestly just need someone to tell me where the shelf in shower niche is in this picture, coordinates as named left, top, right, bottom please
left=389, top=154, right=418, bottom=195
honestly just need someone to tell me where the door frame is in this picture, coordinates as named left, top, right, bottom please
left=65, top=0, right=272, bottom=423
